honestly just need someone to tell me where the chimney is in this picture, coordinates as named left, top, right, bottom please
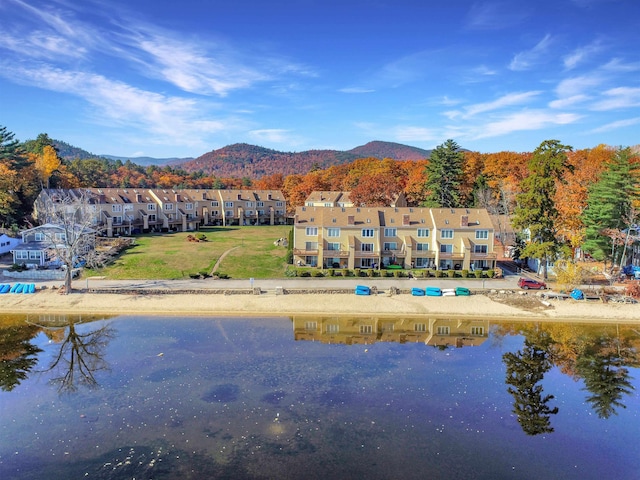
left=175, top=193, right=181, bottom=202
left=461, top=215, right=469, bottom=227
left=403, top=214, right=410, bottom=226
left=268, top=193, right=272, bottom=200
left=136, top=194, right=142, bottom=202
left=347, top=215, right=355, bottom=226
left=237, top=194, right=242, bottom=200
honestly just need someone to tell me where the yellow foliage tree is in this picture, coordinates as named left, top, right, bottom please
left=553, top=259, right=586, bottom=292
left=35, top=145, right=61, bottom=188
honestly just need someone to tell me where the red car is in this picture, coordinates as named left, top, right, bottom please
left=518, top=277, right=547, bottom=290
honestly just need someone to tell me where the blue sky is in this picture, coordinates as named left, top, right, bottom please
left=1, top=0, right=639, bottom=159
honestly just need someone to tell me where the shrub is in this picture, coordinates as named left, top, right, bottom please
left=285, top=266, right=297, bottom=277
left=367, top=269, right=375, bottom=277
left=327, top=268, right=335, bottom=277
left=461, top=269, right=469, bottom=278
left=474, top=270, right=483, bottom=278
left=312, top=270, right=325, bottom=277
left=354, top=268, right=361, bottom=277
left=196, top=233, right=207, bottom=241
left=625, top=281, right=640, bottom=298
left=435, top=270, right=444, bottom=278
left=341, top=268, right=349, bottom=277
left=300, top=270, right=311, bottom=277
left=447, top=269, right=455, bottom=278
left=486, top=269, right=495, bottom=278
left=285, top=250, right=293, bottom=264
left=393, top=270, right=401, bottom=278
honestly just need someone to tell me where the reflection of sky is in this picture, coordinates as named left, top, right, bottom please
left=0, top=317, right=639, bottom=480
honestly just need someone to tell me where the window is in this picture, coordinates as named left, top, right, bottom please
left=362, top=228, right=374, bottom=237
left=417, top=228, right=429, bottom=237
left=305, top=242, right=318, bottom=250
left=148, top=214, right=156, bottom=222
left=360, top=258, right=373, bottom=268
left=441, top=229, right=453, bottom=239
left=361, top=243, right=374, bottom=252
left=29, top=251, right=39, bottom=260
left=276, top=201, right=284, bottom=207
left=306, top=227, right=318, bottom=236
left=54, top=232, right=66, bottom=242
left=360, top=325, right=373, bottom=334
left=436, top=326, right=450, bottom=335
left=474, top=245, right=488, bottom=254
left=326, top=324, right=339, bottom=333
left=185, top=203, right=193, bottom=210
left=35, top=232, right=45, bottom=241
left=381, top=323, right=394, bottom=332
left=211, top=201, right=219, bottom=207
left=147, top=203, right=155, bottom=210
left=383, top=242, right=397, bottom=251
left=440, top=244, right=453, bottom=253
left=324, top=203, right=332, bottom=207
left=384, top=228, right=397, bottom=237
left=246, top=202, right=254, bottom=208
left=245, top=210, right=253, bottom=216
left=327, top=227, right=340, bottom=237
left=471, top=326, right=485, bottom=336
left=414, top=323, right=427, bottom=332
left=327, top=242, right=341, bottom=251
left=224, top=201, right=233, bottom=208
left=276, top=210, right=284, bottom=216
left=416, top=243, right=429, bottom=251
left=112, top=204, right=122, bottom=212
left=225, top=210, right=234, bottom=217
left=16, top=251, right=28, bottom=260
left=124, top=204, right=133, bottom=211
left=258, top=210, right=265, bottom=216
left=305, top=321, right=317, bottom=331
left=114, top=216, right=123, bottom=224
left=476, top=230, right=488, bottom=239
left=164, top=203, right=174, bottom=211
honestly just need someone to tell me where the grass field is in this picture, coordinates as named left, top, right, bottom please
left=87, top=226, right=292, bottom=280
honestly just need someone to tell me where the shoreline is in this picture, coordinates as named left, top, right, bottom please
left=1, top=287, right=639, bottom=323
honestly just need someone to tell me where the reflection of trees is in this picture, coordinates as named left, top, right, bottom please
left=576, top=335, right=635, bottom=419
left=0, top=324, right=43, bottom=392
left=503, top=331, right=559, bottom=435
left=43, top=321, right=115, bottom=393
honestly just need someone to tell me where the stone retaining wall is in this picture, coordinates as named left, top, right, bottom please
left=2, top=269, right=68, bottom=280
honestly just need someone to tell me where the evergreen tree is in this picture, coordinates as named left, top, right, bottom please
left=512, top=140, right=572, bottom=278
left=422, top=139, right=464, bottom=208
left=581, top=147, right=639, bottom=270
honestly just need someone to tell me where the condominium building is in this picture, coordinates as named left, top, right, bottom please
left=34, top=188, right=287, bottom=237
left=293, top=206, right=496, bottom=271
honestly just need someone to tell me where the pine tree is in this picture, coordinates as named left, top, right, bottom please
left=512, top=140, right=572, bottom=278
left=581, top=147, right=639, bottom=269
left=422, top=139, right=464, bottom=208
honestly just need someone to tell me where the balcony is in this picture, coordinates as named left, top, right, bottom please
left=294, top=248, right=319, bottom=256
left=382, top=249, right=406, bottom=258
left=323, top=250, right=350, bottom=257
left=354, top=251, right=379, bottom=258
left=470, top=252, right=497, bottom=259
left=438, top=252, right=465, bottom=260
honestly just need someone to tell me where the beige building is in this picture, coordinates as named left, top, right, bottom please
left=293, top=206, right=495, bottom=271
left=34, top=188, right=287, bottom=237
left=304, top=190, right=408, bottom=208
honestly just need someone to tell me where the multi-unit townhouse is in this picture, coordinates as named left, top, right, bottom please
left=34, top=188, right=287, bottom=237
left=293, top=206, right=495, bottom=271
left=304, top=191, right=408, bottom=208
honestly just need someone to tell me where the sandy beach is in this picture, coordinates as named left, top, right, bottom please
left=1, top=285, right=639, bottom=322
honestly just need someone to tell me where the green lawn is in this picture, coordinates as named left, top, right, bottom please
left=87, top=226, right=292, bottom=280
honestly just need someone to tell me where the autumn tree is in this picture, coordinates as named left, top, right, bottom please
left=349, top=171, right=403, bottom=206
left=512, top=140, right=572, bottom=278
left=422, top=139, right=464, bottom=208
left=34, top=145, right=61, bottom=188
left=581, top=147, right=639, bottom=271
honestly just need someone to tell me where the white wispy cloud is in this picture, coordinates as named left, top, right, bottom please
left=0, top=63, right=242, bottom=149
left=509, top=34, right=554, bottom=71
left=339, top=87, right=375, bottom=94
left=563, top=40, right=604, bottom=70
left=591, top=86, right=640, bottom=110
left=446, top=91, right=542, bottom=119
left=555, top=74, right=605, bottom=98
left=466, top=1, right=530, bottom=29
left=392, top=126, right=439, bottom=142
left=249, top=129, right=305, bottom=146
left=474, top=110, right=581, bottom=139
left=589, top=117, right=640, bottom=133
left=601, top=58, right=640, bottom=72
left=549, top=95, right=589, bottom=109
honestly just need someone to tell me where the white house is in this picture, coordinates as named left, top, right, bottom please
left=0, top=233, right=21, bottom=256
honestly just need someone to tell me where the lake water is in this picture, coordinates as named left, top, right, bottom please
left=1, top=314, right=639, bottom=480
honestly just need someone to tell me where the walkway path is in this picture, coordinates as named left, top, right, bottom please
left=210, top=246, right=241, bottom=275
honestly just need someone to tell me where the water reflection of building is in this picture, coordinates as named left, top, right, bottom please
left=292, top=316, right=489, bottom=347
